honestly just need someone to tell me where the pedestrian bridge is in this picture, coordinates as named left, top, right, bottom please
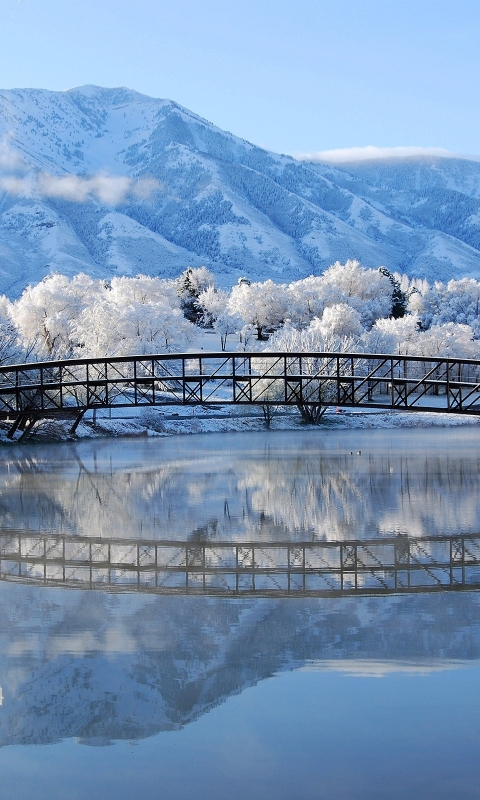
left=1, top=530, right=479, bottom=598
left=1, top=350, right=480, bottom=438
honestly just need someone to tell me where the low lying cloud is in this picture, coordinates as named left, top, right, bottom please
left=0, top=136, right=29, bottom=172
left=0, top=138, right=160, bottom=204
left=0, top=171, right=160, bottom=205
left=295, top=145, right=453, bottom=164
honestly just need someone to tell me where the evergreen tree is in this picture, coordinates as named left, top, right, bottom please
left=379, top=267, right=408, bottom=318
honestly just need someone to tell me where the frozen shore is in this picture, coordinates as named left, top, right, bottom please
left=1, top=402, right=478, bottom=444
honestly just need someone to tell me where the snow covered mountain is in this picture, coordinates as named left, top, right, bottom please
left=1, top=85, right=480, bottom=297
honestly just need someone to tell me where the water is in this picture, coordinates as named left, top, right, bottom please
left=0, top=428, right=479, bottom=798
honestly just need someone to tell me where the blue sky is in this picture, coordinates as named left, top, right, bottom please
left=1, top=0, right=479, bottom=158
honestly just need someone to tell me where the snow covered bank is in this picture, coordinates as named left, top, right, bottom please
left=1, top=404, right=477, bottom=444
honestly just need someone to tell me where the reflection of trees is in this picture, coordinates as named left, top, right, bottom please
left=237, top=451, right=480, bottom=540
left=237, top=455, right=368, bottom=540
left=0, top=444, right=238, bottom=541
left=0, top=434, right=480, bottom=542
left=1, top=585, right=480, bottom=746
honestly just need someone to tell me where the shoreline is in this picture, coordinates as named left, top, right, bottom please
left=1, top=405, right=478, bottom=444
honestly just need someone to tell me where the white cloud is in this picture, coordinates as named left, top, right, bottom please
left=130, top=176, right=160, bottom=200
left=0, top=175, right=32, bottom=195
left=295, top=145, right=453, bottom=164
left=0, top=136, right=28, bottom=172
left=0, top=133, right=160, bottom=204
left=0, top=171, right=160, bottom=205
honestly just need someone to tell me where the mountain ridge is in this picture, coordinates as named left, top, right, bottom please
left=1, top=85, right=480, bottom=297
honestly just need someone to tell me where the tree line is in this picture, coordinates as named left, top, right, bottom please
left=2, top=260, right=480, bottom=364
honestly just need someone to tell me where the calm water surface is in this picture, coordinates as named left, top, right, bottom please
left=0, top=428, right=479, bottom=799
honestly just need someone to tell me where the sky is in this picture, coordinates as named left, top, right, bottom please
left=0, top=0, right=479, bottom=160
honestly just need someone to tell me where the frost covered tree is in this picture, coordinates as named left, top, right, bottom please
left=176, top=267, right=215, bottom=323
left=73, top=287, right=194, bottom=357
left=369, top=315, right=478, bottom=359
left=361, top=325, right=396, bottom=356
left=0, top=295, right=26, bottom=364
left=318, top=304, right=364, bottom=340
left=416, top=323, right=478, bottom=360
left=108, top=275, right=179, bottom=307
left=371, top=315, right=421, bottom=356
left=320, top=260, right=393, bottom=328
left=414, top=322, right=478, bottom=393
left=8, top=264, right=480, bottom=372
left=237, top=324, right=258, bottom=351
left=417, top=279, right=480, bottom=337
left=71, top=300, right=120, bottom=358
left=367, top=316, right=478, bottom=391
left=196, top=286, right=228, bottom=327
left=10, top=272, right=195, bottom=361
left=256, top=317, right=361, bottom=423
left=196, top=286, right=240, bottom=350
left=286, top=276, right=326, bottom=327
left=228, top=279, right=288, bottom=339
left=12, top=273, right=99, bottom=359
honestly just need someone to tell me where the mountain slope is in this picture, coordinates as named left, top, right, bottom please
left=1, top=85, right=480, bottom=296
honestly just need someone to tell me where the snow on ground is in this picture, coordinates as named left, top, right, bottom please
left=0, top=402, right=478, bottom=445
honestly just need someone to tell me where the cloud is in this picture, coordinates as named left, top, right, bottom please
left=0, top=175, right=32, bottom=195
left=130, top=176, right=160, bottom=200
left=37, top=172, right=133, bottom=204
left=295, top=145, right=453, bottom=164
left=0, top=136, right=28, bottom=172
left=0, top=171, right=160, bottom=205
left=0, top=133, right=160, bottom=204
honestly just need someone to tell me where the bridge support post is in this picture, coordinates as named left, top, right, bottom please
left=18, top=417, right=37, bottom=442
left=70, top=409, right=87, bottom=434
left=7, top=414, right=36, bottom=441
left=6, top=415, right=23, bottom=440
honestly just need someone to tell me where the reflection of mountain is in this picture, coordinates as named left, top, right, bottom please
left=1, top=583, right=480, bottom=746
left=0, top=429, right=480, bottom=541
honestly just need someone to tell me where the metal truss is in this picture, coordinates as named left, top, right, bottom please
left=1, top=351, right=480, bottom=438
left=1, top=530, right=480, bottom=598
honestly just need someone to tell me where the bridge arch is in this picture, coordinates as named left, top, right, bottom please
left=1, top=351, right=480, bottom=439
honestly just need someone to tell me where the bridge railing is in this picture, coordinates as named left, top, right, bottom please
left=1, top=352, right=480, bottom=428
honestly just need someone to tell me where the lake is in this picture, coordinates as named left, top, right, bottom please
left=0, top=428, right=479, bottom=799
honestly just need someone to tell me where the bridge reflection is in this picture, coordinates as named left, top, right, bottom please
left=2, top=530, right=480, bottom=597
